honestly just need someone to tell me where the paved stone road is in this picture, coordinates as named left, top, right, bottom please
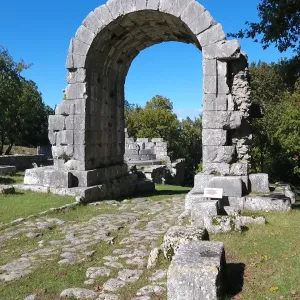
left=0, top=196, right=185, bottom=299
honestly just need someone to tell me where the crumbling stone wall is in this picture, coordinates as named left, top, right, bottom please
left=125, top=137, right=169, bottom=162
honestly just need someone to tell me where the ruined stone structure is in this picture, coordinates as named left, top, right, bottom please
left=24, top=0, right=254, bottom=202
left=125, top=135, right=169, bottom=163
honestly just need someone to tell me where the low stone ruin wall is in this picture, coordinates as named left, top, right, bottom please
left=125, top=137, right=170, bottom=162
left=0, top=155, right=49, bottom=171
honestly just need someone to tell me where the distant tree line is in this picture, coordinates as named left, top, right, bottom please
left=0, top=46, right=53, bottom=155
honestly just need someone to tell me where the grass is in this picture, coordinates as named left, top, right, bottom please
left=1, top=172, right=300, bottom=299
left=1, top=145, right=36, bottom=155
left=213, top=203, right=300, bottom=299
left=0, top=191, right=75, bottom=224
left=0, top=172, right=25, bottom=185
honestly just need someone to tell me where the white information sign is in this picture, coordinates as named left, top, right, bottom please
left=203, top=188, right=223, bottom=199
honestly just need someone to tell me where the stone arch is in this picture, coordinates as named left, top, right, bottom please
left=26, top=0, right=251, bottom=202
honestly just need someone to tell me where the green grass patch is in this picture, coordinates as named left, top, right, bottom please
left=129, top=184, right=191, bottom=201
left=212, top=204, right=300, bottom=299
left=0, top=191, right=74, bottom=224
left=0, top=172, right=25, bottom=185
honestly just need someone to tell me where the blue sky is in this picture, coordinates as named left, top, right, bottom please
left=0, top=1, right=293, bottom=120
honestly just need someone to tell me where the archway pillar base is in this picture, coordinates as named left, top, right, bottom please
left=23, top=164, right=137, bottom=203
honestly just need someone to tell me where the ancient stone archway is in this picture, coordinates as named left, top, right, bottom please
left=24, top=0, right=252, bottom=202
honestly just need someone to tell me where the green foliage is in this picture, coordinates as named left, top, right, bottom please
left=250, top=61, right=300, bottom=184
left=229, top=0, right=300, bottom=55
left=174, top=116, right=202, bottom=185
left=126, top=95, right=180, bottom=158
left=125, top=96, right=202, bottom=185
left=0, top=46, right=53, bottom=154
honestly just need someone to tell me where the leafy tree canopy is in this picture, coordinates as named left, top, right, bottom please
left=229, top=0, right=300, bottom=54
left=0, top=46, right=53, bottom=155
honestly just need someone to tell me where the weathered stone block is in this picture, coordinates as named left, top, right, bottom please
left=55, top=100, right=75, bottom=116
left=82, top=11, right=104, bottom=34
left=217, top=61, right=227, bottom=77
left=197, top=24, right=225, bottom=47
left=202, top=163, right=230, bottom=176
left=56, top=130, right=74, bottom=145
left=75, top=25, right=95, bottom=45
left=71, top=38, right=90, bottom=56
left=203, top=146, right=235, bottom=163
left=65, top=83, right=87, bottom=100
left=203, top=40, right=241, bottom=60
left=249, top=173, right=270, bottom=193
left=162, top=226, right=209, bottom=259
left=191, top=200, right=219, bottom=227
left=48, top=115, right=65, bottom=131
left=218, top=75, right=230, bottom=94
left=24, top=167, right=72, bottom=188
left=193, top=173, right=215, bottom=193
left=146, top=0, right=160, bottom=10
left=245, top=195, right=291, bottom=211
left=228, top=197, right=246, bottom=210
left=208, top=176, right=243, bottom=197
left=202, top=129, right=227, bottom=146
left=167, top=241, right=226, bottom=300
left=230, top=163, right=248, bottom=176
left=189, top=10, right=216, bottom=35
left=202, top=111, right=242, bottom=129
left=180, top=1, right=205, bottom=25
left=203, top=94, right=227, bottom=111
left=203, top=76, right=217, bottom=94
left=203, top=59, right=217, bottom=76
left=205, top=215, right=242, bottom=234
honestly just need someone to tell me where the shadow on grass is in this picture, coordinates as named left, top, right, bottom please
left=225, top=263, right=245, bottom=297
left=129, top=189, right=190, bottom=199
left=292, top=202, right=300, bottom=210
left=0, top=177, right=16, bottom=185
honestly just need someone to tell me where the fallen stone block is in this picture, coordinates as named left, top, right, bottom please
left=249, top=173, right=270, bottom=193
left=162, top=226, right=209, bottom=260
left=205, top=216, right=242, bottom=234
left=238, top=216, right=266, bottom=226
left=167, top=241, right=226, bottom=300
left=245, top=195, right=291, bottom=211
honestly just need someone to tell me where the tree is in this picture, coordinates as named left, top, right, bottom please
left=0, top=46, right=52, bottom=154
left=126, top=95, right=180, bottom=159
left=175, top=116, right=202, bottom=185
left=249, top=61, right=300, bottom=184
left=125, top=96, right=203, bottom=185
left=229, top=0, right=300, bottom=55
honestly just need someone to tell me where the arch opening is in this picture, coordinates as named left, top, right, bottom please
left=24, top=0, right=251, bottom=203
